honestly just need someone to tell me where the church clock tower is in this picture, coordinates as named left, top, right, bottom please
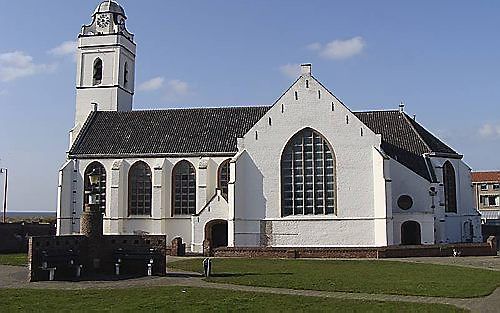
left=72, top=1, right=135, bottom=143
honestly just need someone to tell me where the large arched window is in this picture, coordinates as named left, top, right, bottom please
left=172, top=160, right=196, bottom=215
left=218, top=159, right=231, bottom=200
left=128, top=161, right=152, bottom=216
left=93, top=58, right=103, bottom=86
left=443, top=161, right=457, bottom=213
left=84, top=162, right=106, bottom=213
left=281, top=128, right=336, bottom=216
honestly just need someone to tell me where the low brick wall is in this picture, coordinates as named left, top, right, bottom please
left=214, top=247, right=378, bottom=259
left=214, top=237, right=497, bottom=259
left=0, top=222, right=55, bottom=253
left=29, top=235, right=86, bottom=282
left=28, top=234, right=168, bottom=282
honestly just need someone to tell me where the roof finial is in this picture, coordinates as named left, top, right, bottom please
left=399, top=101, right=405, bottom=112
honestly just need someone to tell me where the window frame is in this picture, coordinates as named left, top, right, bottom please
left=217, top=159, right=231, bottom=200
left=128, top=161, right=152, bottom=216
left=83, top=161, right=107, bottom=213
left=172, top=160, right=197, bottom=216
left=443, top=161, right=457, bottom=213
left=280, top=128, right=337, bottom=217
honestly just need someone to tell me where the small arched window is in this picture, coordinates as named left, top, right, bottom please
left=128, top=161, right=152, bottom=216
left=172, top=160, right=196, bottom=215
left=123, top=62, right=129, bottom=87
left=443, top=161, right=457, bottom=213
left=84, top=162, right=106, bottom=213
left=93, top=58, right=103, bottom=86
left=218, top=159, right=231, bottom=200
left=281, top=128, right=336, bottom=216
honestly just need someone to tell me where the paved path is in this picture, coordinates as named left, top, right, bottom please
left=0, top=264, right=498, bottom=312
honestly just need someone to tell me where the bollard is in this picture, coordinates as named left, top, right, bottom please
left=76, top=265, right=82, bottom=278
left=115, top=263, right=120, bottom=275
left=147, top=258, right=154, bottom=276
left=48, top=268, right=56, bottom=281
left=203, top=258, right=212, bottom=278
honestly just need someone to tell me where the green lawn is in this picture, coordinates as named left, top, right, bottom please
left=169, top=258, right=500, bottom=298
left=0, top=287, right=465, bottom=313
left=0, top=254, right=28, bottom=266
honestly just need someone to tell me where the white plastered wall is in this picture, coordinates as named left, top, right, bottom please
left=389, top=158, right=435, bottom=244
left=232, top=67, right=388, bottom=247
left=428, top=157, right=482, bottom=243
left=60, top=156, right=233, bottom=251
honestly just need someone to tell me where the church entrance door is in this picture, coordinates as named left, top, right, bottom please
left=205, top=220, right=228, bottom=251
left=401, top=221, right=421, bottom=245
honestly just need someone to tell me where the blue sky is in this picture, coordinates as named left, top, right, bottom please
left=0, top=0, right=499, bottom=212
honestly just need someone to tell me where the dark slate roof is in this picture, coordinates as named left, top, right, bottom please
left=70, top=106, right=459, bottom=181
left=355, top=110, right=458, bottom=180
left=70, top=106, right=271, bottom=156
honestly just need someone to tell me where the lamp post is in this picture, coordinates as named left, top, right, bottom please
left=0, top=168, right=7, bottom=223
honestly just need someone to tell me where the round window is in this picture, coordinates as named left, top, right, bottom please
left=398, top=195, right=413, bottom=210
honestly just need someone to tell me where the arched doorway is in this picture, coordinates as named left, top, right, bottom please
left=204, top=220, right=228, bottom=250
left=401, top=221, right=421, bottom=245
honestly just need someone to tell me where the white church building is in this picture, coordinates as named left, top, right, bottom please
left=57, top=1, right=482, bottom=253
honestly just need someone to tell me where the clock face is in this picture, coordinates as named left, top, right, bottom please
left=97, top=15, right=110, bottom=28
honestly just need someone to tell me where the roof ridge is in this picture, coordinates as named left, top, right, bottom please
left=354, top=109, right=400, bottom=113
left=130, top=105, right=271, bottom=112
left=401, top=112, right=432, bottom=153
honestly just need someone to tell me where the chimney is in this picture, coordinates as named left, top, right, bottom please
left=399, top=101, right=405, bottom=112
left=301, top=63, right=312, bottom=76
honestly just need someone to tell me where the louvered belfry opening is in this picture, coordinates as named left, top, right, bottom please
left=281, top=128, right=336, bottom=216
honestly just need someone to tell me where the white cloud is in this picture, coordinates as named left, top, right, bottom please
left=48, top=41, right=77, bottom=57
left=167, top=79, right=189, bottom=95
left=306, top=42, right=322, bottom=51
left=279, top=63, right=301, bottom=79
left=164, top=79, right=191, bottom=101
left=0, top=51, right=55, bottom=82
left=479, top=123, right=500, bottom=139
left=308, top=36, right=365, bottom=60
left=138, top=77, right=165, bottom=91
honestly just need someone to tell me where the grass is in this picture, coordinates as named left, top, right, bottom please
left=169, top=258, right=500, bottom=298
left=0, top=254, right=28, bottom=266
left=0, top=287, right=465, bottom=313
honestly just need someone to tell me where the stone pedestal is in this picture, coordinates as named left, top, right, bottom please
left=81, top=204, right=104, bottom=271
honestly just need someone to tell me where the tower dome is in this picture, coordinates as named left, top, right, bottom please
left=80, top=0, right=134, bottom=41
left=93, top=0, right=126, bottom=17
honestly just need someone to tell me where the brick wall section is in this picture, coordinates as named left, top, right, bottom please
left=28, top=234, right=167, bottom=282
left=0, top=223, right=55, bottom=253
left=29, top=235, right=86, bottom=281
left=214, top=247, right=378, bottom=258
left=214, top=240, right=497, bottom=259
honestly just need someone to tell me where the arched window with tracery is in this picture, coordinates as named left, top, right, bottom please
left=128, top=161, right=152, bottom=216
left=443, top=161, right=457, bottom=213
left=84, top=161, right=106, bottom=213
left=281, top=128, right=336, bottom=216
left=93, top=58, right=103, bottom=86
left=172, top=160, right=196, bottom=215
left=218, top=159, right=231, bottom=200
